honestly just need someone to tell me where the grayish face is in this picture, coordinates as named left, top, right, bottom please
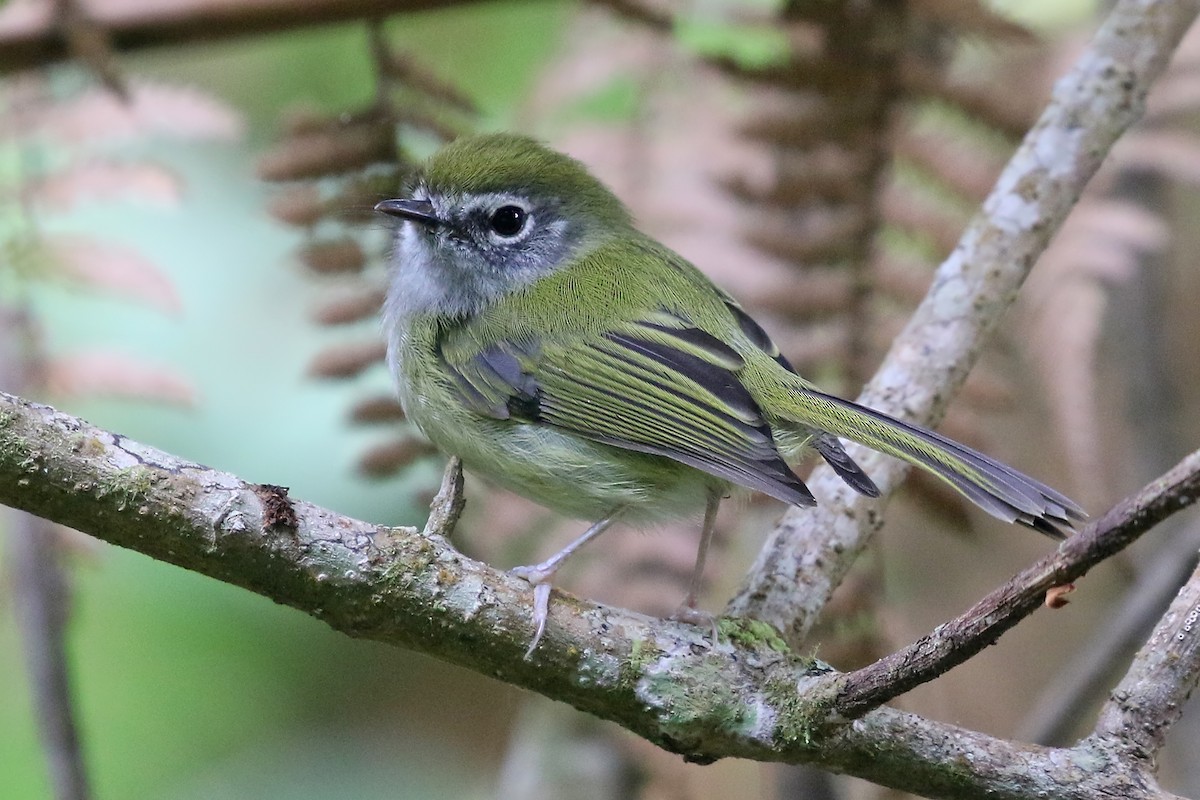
left=382, top=183, right=583, bottom=322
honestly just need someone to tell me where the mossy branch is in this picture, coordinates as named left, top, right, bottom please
left=2, top=390, right=1197, bottom=800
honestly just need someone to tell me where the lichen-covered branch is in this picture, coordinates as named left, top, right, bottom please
left=0, top=391, right=1191, bottom=800
left=726, top=0, right=1200, bottom=643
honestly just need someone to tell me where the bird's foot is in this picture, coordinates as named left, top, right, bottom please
left=510, top=563, right=557, bottom=659
left=509, top=560, right=557, bottom=586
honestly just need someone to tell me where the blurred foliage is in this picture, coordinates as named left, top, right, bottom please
left=7, top=0, right=1200, bottom=798
left=0, top=4, right=570, bottom=798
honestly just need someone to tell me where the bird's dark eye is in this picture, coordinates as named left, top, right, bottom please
left=488, top=205, right=528, bottom=238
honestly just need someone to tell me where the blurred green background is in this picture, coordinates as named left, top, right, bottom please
left=1, top=3, right=573, bottom=798
left=9, top=1, right=1197, bottom=799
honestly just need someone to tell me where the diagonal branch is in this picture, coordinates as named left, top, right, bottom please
left=0, top=389, right=1189, bottom=800
left=726, top=0, right=1200, bottom=643
left=834, top=449, right=1200, bottom=719
left=1093, top=557, right=1200, bottom=760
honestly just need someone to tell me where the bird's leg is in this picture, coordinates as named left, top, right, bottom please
left=684, top=488, right=721, bottom=610
left=511, top=512, right=619, bottom=658
left=670, top=488, right=722, bottom=641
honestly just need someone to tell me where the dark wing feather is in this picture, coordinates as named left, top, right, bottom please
left=813, top=434, right=880, bottom=498
left=439, top=341, right=539, bottom=420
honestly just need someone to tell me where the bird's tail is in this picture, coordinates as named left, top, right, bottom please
left=781, top=385, right=1086, bottom=538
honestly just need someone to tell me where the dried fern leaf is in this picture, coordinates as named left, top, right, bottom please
left=257, top=120, right=396, bottom=182
left=348, top=394, right=406, bottom=424
left=46, top=351, right=194, bottom=405
left=307, top=339, right=387, bottom=379
left=25, top=160, right=181, bottom=210
left=357, top=435, right=437, bottom=478
left=311, top=284, right=387, bottom=326
left=11, top=81, right=242, bottom=143
left=296, top=238, right=367, bottom=275
left=46, top=235, right=181, bottom=313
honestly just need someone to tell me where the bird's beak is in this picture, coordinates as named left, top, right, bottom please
left=374, top=198, right=442, bottom=226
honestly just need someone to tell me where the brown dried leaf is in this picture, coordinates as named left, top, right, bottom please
left=349, top=394, right=406, bottom=424
left=266, top=184, right=323, bottom=227
left=257, top=123, right=396, bottom=182
left=46, top=351, right=194, bottom=405
left=46, top=235, right=181, bottom=313
left=26, top=160, right=182, bottom=210
left=252, top=483, right=299, bottom=530
left=357, top=435, right=437, bottom=477
left=307, top=339, right=386, bottom=379
left=1045, top=583, right=1075, bottom=609
left=297, top=238, right=366, bottom=275
left=311, top=285, right=386, bottom=326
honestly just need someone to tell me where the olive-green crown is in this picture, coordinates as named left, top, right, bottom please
left=419, top=133, right=633, bottom=228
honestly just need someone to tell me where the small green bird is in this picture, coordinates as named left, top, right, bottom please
left=377, top=133, right=1084, bottom=653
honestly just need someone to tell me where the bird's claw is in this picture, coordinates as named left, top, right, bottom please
left=511, top=563, right=555, bottom=659
left=524, top=582, right=552, bottom=659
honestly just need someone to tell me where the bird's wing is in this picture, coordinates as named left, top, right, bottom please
left=436, top=311, right=817, bottom=506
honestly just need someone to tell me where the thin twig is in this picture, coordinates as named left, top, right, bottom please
left=423, top=456, right=464, bottom=536
left=726, top=0, right=1200, bottom=644
left=833, top=449, right=1200, bottom=718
